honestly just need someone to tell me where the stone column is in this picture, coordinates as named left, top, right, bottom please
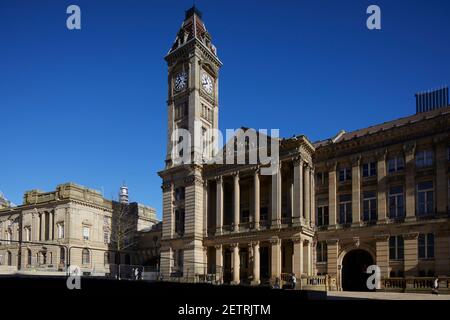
left=351, top=156, right=361, bottom=225
left=376, top=150, right=387, bottom=222
left=304, top=164, right=311, bottom=225
left=306, top=240, right=312, bottom=275
left=271, top=164, right=282, bottom=228
left=49, top=211, right=53, bottom=241
left=326, top=240, right=339, bottom=288
left=216, top=176, right=223, bottom=235
left=203, top=181, right=208, bottom=237
left=231, top=243, right=240, bottom=285
left=270, top=237, right=281, bottom=281
left=328, top=162, right=337, bottom=226
left=215, top=244, right=223, bottom=284
left=310, top=167, right=316, bottom=227
left=404, top=142, right=416, bottom=219
left=375, top=234, right=389, bottom=279
left=251, top=241, right=260, bottom=285
left=435, top=139, right=448, bottom=215
left=292, top=236, right=303, bottom=278
left=32, top=212, right=38, bottom=241
left=161, top=182, right=174, bottom=239
left=253, top=169, right=260, bottom=230
left=293, top=157, right=304, bottom=226
left=40, top=213, right=45, bottom=242
left=233, top=173, right=240, bottom=232
left=404, top=233, right=419, bottom=277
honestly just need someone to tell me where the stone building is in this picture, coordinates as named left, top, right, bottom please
left=159, top=7, right=450, bottom=290
left=0, top=183, right=158, bottom=274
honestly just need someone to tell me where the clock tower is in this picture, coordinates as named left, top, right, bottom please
left=159, top=7, right=222, bottom=280
left=164, top=6, right=222, bottom=167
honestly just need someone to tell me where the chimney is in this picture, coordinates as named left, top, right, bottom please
left=415, top=86, right=449, bottom=113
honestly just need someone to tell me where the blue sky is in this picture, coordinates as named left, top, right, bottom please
left=0, top=0, right=449, bottom=217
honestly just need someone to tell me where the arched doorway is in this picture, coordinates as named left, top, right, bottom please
left=341, top=249, right=374, bottom=291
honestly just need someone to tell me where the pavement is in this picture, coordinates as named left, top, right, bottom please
left=327, top=290, right=450, bottom=300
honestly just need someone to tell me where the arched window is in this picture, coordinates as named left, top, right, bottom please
left=82, top=248, right=90, bottom=265
left=60, top=247, right=66, bottom=265
left=7, top=251, right=12, bottom=266
left=27, top=249, right=32, bottom=266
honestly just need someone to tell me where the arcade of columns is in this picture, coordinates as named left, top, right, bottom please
left=203, top=156, right=316, bottom=284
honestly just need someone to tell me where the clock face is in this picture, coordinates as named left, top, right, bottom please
left=174, top=72, right=187, bottom=92
left=201, top=72, right=213, bottom=94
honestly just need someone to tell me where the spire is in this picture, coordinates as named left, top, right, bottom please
left=167, top=6, right=218, bottom=57
left=185, top=5, right=202, bottom=19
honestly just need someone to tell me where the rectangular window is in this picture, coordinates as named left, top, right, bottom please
left=175, top=187, right=185, bottom=201
left=175, top=210, right=185, bottom=236
left=416, top=150, right=434, bottom=168
left=362, top=162, right=377, bottom=177
left=339, top=194, right=352, bottom=224
left=316, top=242, right=327, bottom=263
left=389, top=235, right=404, bottom=260
left=418, top=233, right=435, bottom=259
left=363, top=191, right=377, bottom=221
left=5, top=230, right=11, bottom=244
left=82, top=226, right=90, bottom=241
left=388, top=156, right=405, bottom=173
left=339, top=168, right=351, bottom=182
left=316, top=172, right=328, bottom=186
left=57, top=224, right=64, bottom=239
left=317, top=205, right=329, bottom=226
left=417, top=181, right=434, bottom=216
left=389, top=186, right=405, bottom=219
left=24, top=227, right=31, bottom=242
left=103, top=231, right=110, bottom=244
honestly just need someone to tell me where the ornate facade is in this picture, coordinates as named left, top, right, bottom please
left=0, top=183, right=158, bottom=274
left=159, top=7, right=450, bottom=290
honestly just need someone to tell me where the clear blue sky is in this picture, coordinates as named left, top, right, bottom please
left=1, top=0, right=449, bottom=217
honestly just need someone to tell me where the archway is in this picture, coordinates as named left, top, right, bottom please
left=341, top=249, right=374, bottom=291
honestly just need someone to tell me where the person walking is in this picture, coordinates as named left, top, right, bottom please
left=291, top=273, right=297, bottom=289
left=432, top=276, right=439, bottom=295
left=272, top=277, right=281, bottom=289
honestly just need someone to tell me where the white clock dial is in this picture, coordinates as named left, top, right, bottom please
left=201, top=72, right=213, bottom=94
left=174, top=72, right=187, bottom=92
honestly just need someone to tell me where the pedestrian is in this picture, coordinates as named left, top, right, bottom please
left=134, top=267, right=139, bottom=280
left=273, top=277, right=281, bottom=289
left=432, top=276, right=439, bottom=295
left=291, top=273, right=297, bottom=289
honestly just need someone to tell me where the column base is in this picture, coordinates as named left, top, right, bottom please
left=251, top=280, right=261, bottom=286
left=292, top=217, right=301, bottom=227
left=270, top=219, right=281, bottom=229
left=231, top=280, right=240, bottom=285
left=216, top=228, right=223, bottom=236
